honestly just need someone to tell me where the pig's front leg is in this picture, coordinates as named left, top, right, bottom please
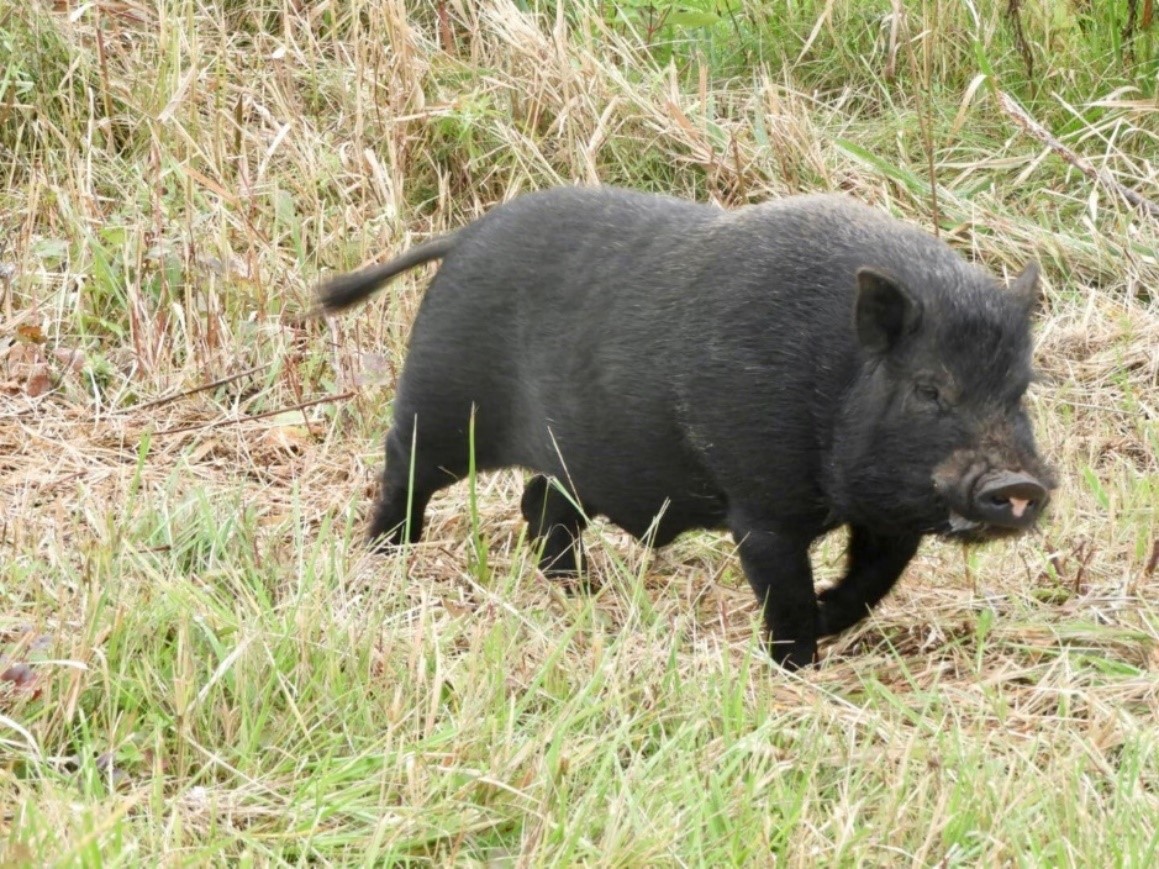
left=731, top=514, right=819, bottom=670
left=817, top=527, right=921, bottom=637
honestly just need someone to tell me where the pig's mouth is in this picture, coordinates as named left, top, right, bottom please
left=938, top=510, right=1029, bottom=542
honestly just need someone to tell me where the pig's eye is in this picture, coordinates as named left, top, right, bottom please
left=915, top=383, right=942, bottom=405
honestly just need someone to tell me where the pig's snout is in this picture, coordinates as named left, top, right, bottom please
left=971, top=470, right=1050, bottom=529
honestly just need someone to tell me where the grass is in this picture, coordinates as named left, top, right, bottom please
left=2, top=0, right=1158, bottom=864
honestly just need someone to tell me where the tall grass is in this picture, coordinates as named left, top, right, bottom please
left=2, top=1, right=1157, bottom=863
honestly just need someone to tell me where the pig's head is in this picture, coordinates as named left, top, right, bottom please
left=828, top=261, right=1055, bottom=541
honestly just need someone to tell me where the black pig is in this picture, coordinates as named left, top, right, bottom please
left=319, top=188, right=1054, bottom=669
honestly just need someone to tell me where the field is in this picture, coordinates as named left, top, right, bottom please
left=2, top=0, right=1158, bottom=864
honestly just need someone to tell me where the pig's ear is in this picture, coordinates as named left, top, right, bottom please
left=1008, top=261, right=1040, bottom=313
left=855, top=268, right=923, bottom=355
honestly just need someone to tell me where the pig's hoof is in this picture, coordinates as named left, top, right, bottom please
left=771, top=639, right=819, bottom=671
left=816, top=595, right=864, bottom=638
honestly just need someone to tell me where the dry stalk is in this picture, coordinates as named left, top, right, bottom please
left=112, top=363, right=274, bottom=415
left=998, top=91, right=1159, bottom=221
left=153, top=390, right=355, bottom=436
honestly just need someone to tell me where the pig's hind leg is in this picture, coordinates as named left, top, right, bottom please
left=521, top=474, right=589, bottom=578
left=367, top=423, right=466, bottom=548
left=816, top=526, right=921, bottom=637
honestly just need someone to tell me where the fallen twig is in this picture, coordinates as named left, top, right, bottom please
left=113, top=363, right=273, bottom=415
left=153, top=390, right=355, bottom=436
left=997, top=90, right=1159, bottom=221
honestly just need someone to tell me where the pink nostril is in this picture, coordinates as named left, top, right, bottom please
left=1008, top=497, right=1030, bottom=519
